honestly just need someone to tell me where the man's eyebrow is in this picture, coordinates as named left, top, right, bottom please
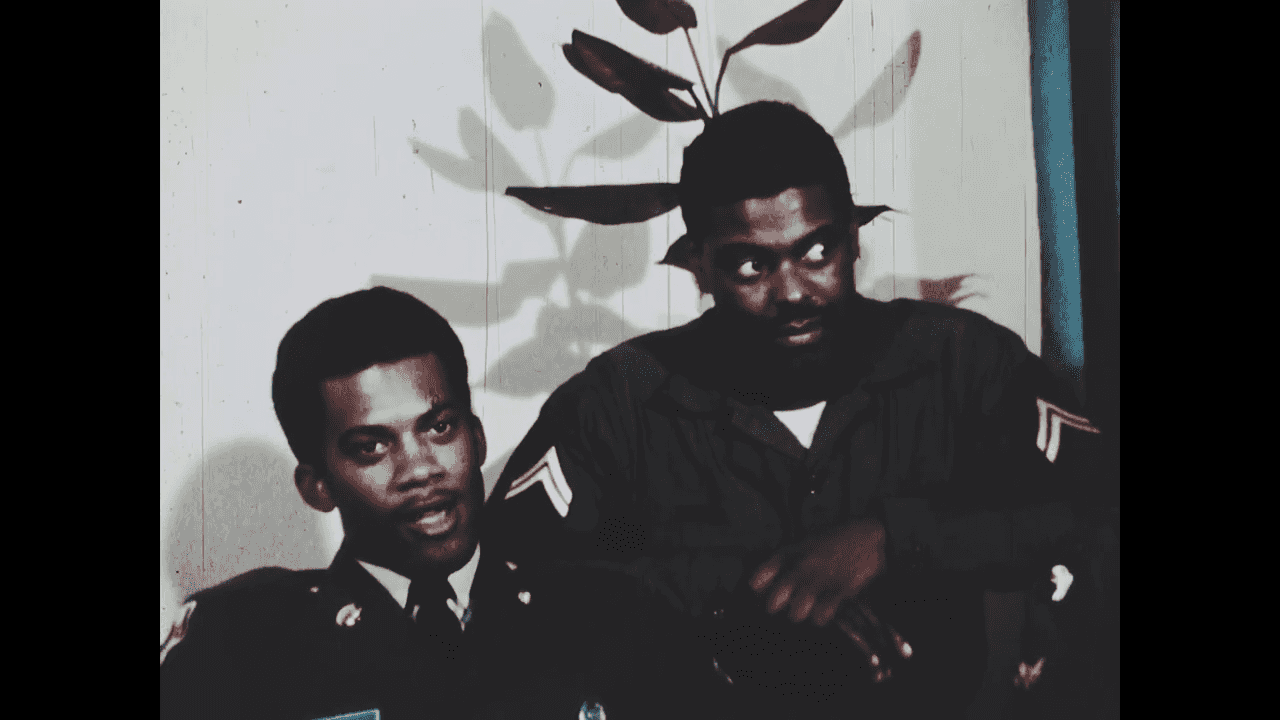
left=714, top=242, right=778, bottom=258
left=335, top=402, right=462, bottom=441
left=414, top=401, right=462, bottom=426
left=713, top=225, right=841, bottom=259
left=337, top=425, right=396, bottom=443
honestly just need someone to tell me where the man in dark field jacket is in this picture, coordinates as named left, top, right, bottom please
left=485, top=102, right=1119, bottom=719
left=160, top=287, right=726, bottom=720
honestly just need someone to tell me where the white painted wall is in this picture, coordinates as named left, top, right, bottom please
left=160, top=0, right=1041, bottom=639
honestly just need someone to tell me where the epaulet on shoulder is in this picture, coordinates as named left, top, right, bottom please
left=598, top=335, right=671, bottom=403
left=189, top=567, right=322, bottom=603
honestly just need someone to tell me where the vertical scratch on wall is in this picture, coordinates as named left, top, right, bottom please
left=870, top=5, right=877, bottom=207
left=200, top=314, right=206, bottom=575
left=201, top=1, right=210, bottom=579
left=373, top=117, right=378, bottom=176
left=480, top=0, right=490, bottom=401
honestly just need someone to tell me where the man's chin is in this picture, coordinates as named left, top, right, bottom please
left=406, top=531, right=476, bottom=576
left=770, top=332, right=835, bottom=363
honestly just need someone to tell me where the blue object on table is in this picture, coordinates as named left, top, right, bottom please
left=315, top=711, right=379, bottom=720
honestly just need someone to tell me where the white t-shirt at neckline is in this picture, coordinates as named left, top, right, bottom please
left=773, top=401, right=827, bottom=449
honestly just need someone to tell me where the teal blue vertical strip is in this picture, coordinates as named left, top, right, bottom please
left=1029, top=0, right=1084, bottom=383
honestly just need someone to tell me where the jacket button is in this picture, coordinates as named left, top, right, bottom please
left=712, top=608, right=725, bottom=620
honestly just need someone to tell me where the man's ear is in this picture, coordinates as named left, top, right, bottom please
left=470, top=414, right=488, bottom=468
left=295, top=464, right=337, bottom=513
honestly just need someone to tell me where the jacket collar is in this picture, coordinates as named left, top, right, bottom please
left=654, top=293, right=933, bottom=415
left=636, top=294, right=939, bottom=472
left=658, top=294, right=931, bottom=401
left=328, top=542, right=406, bottom=613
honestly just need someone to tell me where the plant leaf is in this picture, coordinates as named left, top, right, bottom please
left=852, top=204, right=893, bottom=227
left=506, top=184, right=679, bottom=225
left=715, top=0, right=845, bottom=108
left=617, top=0, right=697, bottom=34
left=564, top=31, right=705, bottom=122
left=716, top=35, right=808, bottom=113
left=570, top=30, right=694, bottom=90
left=658, top=234, right=698, bottom=272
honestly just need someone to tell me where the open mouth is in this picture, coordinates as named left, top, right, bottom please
left=401, top=498, right=460, bottom=538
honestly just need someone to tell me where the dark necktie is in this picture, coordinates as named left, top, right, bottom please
left=407, top=575, right=463, bottom=644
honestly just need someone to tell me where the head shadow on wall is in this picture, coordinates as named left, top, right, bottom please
left=163, top=439, right=335, bottom=623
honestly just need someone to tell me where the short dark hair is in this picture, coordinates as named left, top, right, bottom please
left=678, top=101, right=855, bottom=246
left=271, top=286, right=470, bottom=468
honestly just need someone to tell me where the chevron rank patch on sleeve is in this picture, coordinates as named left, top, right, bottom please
left=1035, top=398, right=1100, bottom=463
left=160, top=600, right=197, bottom=665
left=505, top=446, right=573, bottom=518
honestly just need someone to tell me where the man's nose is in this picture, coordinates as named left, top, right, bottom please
left=399, top=435, right=444, bottom=483
left=774, top=262, right=809, bottom=304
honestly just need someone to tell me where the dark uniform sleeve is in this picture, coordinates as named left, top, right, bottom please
left=160, top=597, right=241, bottom=720
left=160, top=568, right=306, bottom=720
left=876, top=319, right=1116, bottom=592
left=874, top=319, right=1119, bottom=716
left=485, top=356, right=646, bottom=573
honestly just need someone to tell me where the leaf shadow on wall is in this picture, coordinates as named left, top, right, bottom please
left=715, top=30, right=922, bottom=137
left=864, top=272, right=986, bottom=306
left=394, top=17, right=960, bottom=485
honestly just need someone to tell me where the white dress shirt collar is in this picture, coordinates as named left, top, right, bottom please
left=357, top=544, right=481, bottom=625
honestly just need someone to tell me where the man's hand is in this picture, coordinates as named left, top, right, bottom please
left=749, top=518, right=887, bottom=627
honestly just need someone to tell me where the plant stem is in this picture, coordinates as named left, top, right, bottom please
left=683, top=27, right=715, bottom=116
left=687, top=90, right=709, bottom=122
left=714, top=60, right=727, bottom=117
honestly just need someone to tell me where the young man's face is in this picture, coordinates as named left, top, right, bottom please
left=297, top=353, right=485, bottom=578
left=698, top=184, right=856, bottom=353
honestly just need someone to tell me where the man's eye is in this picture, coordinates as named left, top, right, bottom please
left=430, top=419, right=456, bottom=436
left=736, top=259, right=765, bottom=279
left=803, top=242, right=828, bottom=262
left=351, top=440, right=390, bottom=457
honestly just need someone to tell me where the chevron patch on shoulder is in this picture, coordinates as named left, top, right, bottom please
left=505, top=446, right=573, bottom=517
left=160, top=600, right=197, bottom=666
left=1035, top=398, right=1100, bottom=463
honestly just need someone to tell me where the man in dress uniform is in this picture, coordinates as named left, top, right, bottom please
left=160, top=287, right=725, bottom=720
left=485, top=102, right=1118, bottom=719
